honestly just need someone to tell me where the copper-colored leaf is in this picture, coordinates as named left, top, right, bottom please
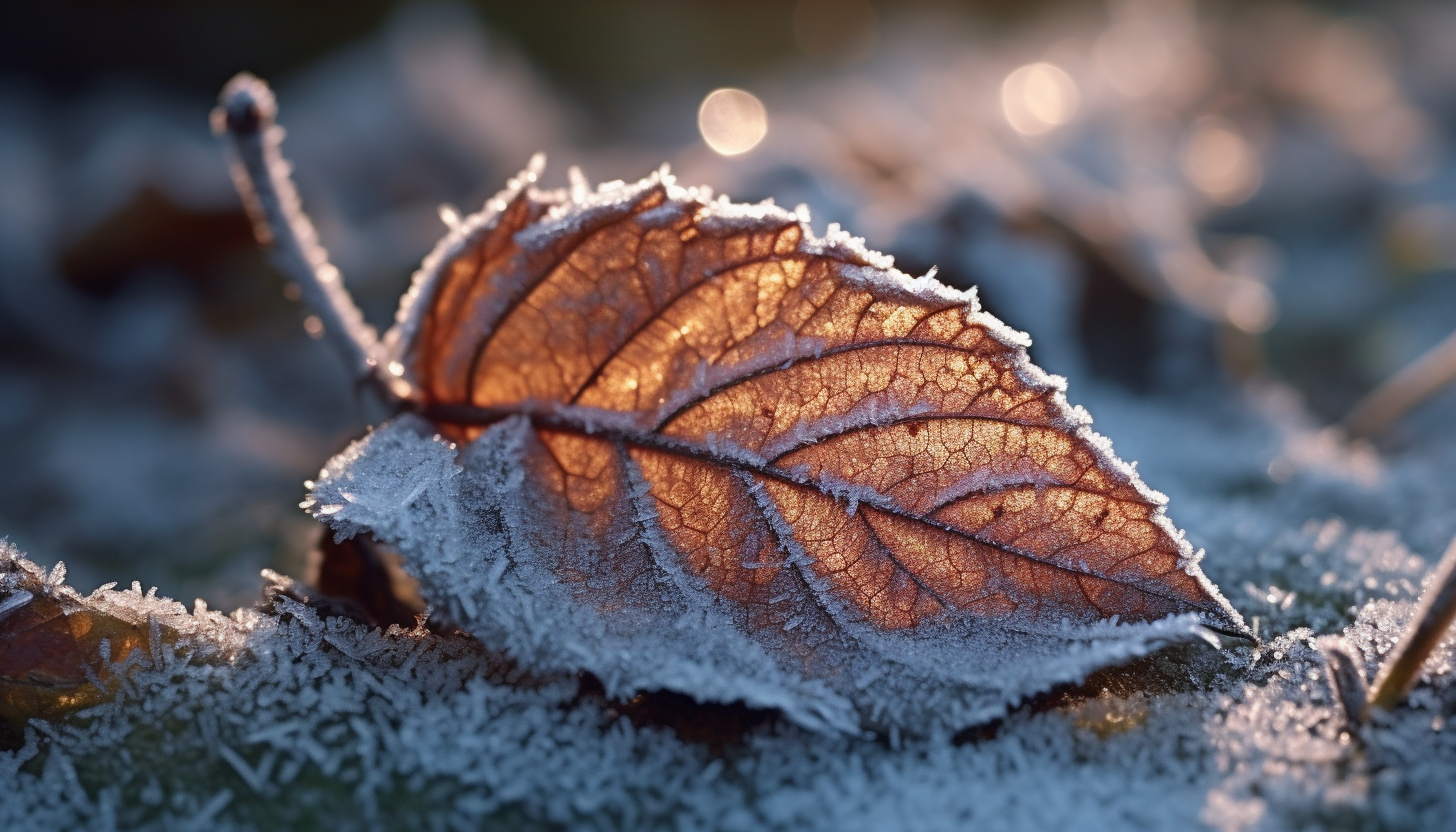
left=312, top=162, right=1244, bottom=732
left=0, top=546, right=257, bottom=726
left=402, top=162, right=1237, bottom=632
left=0, top=557, right=151, bottom=723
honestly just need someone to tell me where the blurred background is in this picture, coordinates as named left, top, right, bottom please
left=2, top=0, right=1455, bottom=609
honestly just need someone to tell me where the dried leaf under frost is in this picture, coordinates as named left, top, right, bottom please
left=0, top=550, right=230, bottom=724
left=306, top=161, right=1245, bottom=733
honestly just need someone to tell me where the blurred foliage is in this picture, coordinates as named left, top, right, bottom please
left=3, top=1, right=1071, bottom=102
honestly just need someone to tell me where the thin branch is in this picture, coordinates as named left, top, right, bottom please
left=211, top=72, right=390, bottom=398
left=1343, top=327, right=1456, bottom=439
left=1368, top=533, right=1456, bottom=711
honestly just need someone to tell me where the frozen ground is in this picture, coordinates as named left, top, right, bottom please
left=4, top=379, right=1456, bottom=831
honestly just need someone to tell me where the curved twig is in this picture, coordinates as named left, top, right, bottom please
left=211, top=73, right=391, bottom=400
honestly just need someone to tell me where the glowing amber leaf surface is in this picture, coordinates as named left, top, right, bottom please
left=0, top=558, right=151, bottom=723
left=385, top=162, right=1244, bottom=641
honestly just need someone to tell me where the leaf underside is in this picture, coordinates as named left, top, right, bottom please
left=312, top=161, right=1245, bottom=733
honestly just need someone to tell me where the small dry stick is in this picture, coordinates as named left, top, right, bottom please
left=1343, top=327, right=1456, bottom=439
left=1368, top=534, right=1456, bottom=711
left=211, top=73, right=387, bottom=397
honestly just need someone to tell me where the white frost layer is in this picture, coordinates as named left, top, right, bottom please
left=4, top=537, right=1456, bottom=832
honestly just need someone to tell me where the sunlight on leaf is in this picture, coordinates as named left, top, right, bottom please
left=305, top=159, right=1246, bottom=733
left=396, top=163, right=1240, bottom=634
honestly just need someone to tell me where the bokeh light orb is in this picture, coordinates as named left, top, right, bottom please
left=1181, top=117, right=1262, bottom=205
left=1001, top=62, right=1079, bottom=136
left=698, top=88, right=768, bottom=156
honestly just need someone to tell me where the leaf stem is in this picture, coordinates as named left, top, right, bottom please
left=1368, top=534, right=1456, bottom=711
left=212, top=73, right=388, bottom=398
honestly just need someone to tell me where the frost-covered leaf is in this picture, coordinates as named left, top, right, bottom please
left=307, top=162, right=1245, bottom=733
left=0, top=546, right=236, bottom=724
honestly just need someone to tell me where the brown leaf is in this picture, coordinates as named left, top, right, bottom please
left=390, top=164, right=1239, bottom=636
left=0, top=560, right=150, bottom=723
left=310, top=163, right=1245, bottom=732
